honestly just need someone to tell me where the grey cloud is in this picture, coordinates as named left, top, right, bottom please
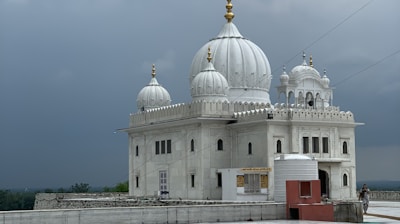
left=0, top=0, right=399, bottom=188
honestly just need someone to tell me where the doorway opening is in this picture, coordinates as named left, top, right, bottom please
left=319, top=169, right=329, bottom=198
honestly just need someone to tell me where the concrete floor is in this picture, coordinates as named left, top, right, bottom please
left=363, top=200, right=400, bottom=223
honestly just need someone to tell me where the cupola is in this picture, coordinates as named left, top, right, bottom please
left=279, top=66, right=289, bottom=86
left=136, top=64, right=171, bottom=111
left=290, top=52, right=320, bottom=80
left=321, top=69, right=330, bottom=88
left=191, top=47, right=229, bottom=102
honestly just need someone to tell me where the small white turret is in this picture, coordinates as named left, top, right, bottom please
left=136, top=64, right=171, bottom=111
left=191, top=47, right=229, bottom=103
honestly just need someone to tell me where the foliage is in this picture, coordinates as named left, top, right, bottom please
left=103, top=181, right=129, bottom=192
left=44, top=188, right=54, bottom=193
left=57, top=187, right=67, bottom=193
left=70, top=183, right=91, bottom=193
left=0, top=190, right=35, bottom=211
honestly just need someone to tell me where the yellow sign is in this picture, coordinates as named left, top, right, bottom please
left=236, top=175, right=244, bottom=187
left=261, top=175, right=268, bottom=188
left=240, top=167, right=272, bottom=173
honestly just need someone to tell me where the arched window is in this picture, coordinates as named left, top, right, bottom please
left=190, top=139, right=194, bottom=152
left=343, top=174, right=348, bottom=186
left=217, top=139, right=223, bottom=151
left=136, top=176, right=139, bottom=188
left=277, top=140, right=282, bottom=153
left=135, top=145, right=139, bottom=157
left=306, top=92, right=314, bottom=108
left=248, top=143, right=252, bottom=155
left=343, top=141, right=348, bottom=154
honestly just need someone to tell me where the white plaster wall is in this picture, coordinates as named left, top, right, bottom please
left=220, top=168, right=239, bottom=200
left=235, top=127, right=268, bottom=168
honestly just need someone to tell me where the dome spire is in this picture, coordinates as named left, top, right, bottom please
left=151, top=64, right=156, bottom=78
left=224, top=0, right=235, bottom=23
left=309, top=54, right=313, bottom=67
left=302, top=51, right=307, bottom=65
left=207, top=47, right=212, bottom=63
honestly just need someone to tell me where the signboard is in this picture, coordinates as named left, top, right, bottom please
left=240, top=167, right=272, bottom=173
left=260, top=175, right=268, bottom=188
left=236, top=175, right=244, bottom=187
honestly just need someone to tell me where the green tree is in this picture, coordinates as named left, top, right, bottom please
left=114, top=181, right=129, bottom=192
left=103, top=181, right=128, bottom=192
left=103, top=186, right=112, bottom=192
left=70, top=183, right=90, bottom=193
left=44, top=188, right=54, bottom=193
left=57, top=187, right=66, bottom=193
left=0, top=190, right=35, bottom=211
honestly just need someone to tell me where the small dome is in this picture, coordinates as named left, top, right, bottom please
left=321, top=70, right=330, bottom=88
left=191, top=49, right=229, bottom=102
left=279, top=66, right=289, bottom=85
left=136, top=65, right=171, bottom=111
left=290, top=53, right=320, bottom=80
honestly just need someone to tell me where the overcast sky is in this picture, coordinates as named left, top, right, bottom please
left=0, top=0, right=399, bottom=189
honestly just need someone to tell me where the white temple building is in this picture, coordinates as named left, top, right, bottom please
left=122, top=0, right=362, bottom=201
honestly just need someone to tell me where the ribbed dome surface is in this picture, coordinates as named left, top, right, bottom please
left=191, top=62, right=229, bottom=102
left=189, top=22, right=272, bottom=104
left=280, top=69, right=289, bottom=86
left=136, top=76, right=171, bottom=111
left=290, top=59, right=320, bottom=81
left=321, top=74, right=330, bottom=87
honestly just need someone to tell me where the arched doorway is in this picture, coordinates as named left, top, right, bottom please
left=319, top=169, right=329, bottom=197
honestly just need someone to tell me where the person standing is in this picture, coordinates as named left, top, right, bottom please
left=359, top=184, right=370, bottom=214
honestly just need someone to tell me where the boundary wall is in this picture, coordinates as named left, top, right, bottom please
left=1, top=203, right=286, bottom=224
left=370, top=191, right=400, bottom=201
left=34, top=193, right=271, bottom=210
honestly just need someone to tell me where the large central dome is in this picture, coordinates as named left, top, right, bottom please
left=189, top=0, right=272, bottom=104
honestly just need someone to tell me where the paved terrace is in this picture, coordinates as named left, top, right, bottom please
left=363, top=201, right=400, bottom=223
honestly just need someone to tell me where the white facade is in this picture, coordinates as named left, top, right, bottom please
left=122, top=0, right=362, bottom=201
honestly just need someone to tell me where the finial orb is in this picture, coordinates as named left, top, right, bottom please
left=207, top=47, right=212, bottom=63
left=151, top=64, right=156, bottom=78
left=224, top=0, right=235, bottom=23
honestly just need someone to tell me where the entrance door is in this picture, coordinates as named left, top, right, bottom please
left=159, top=170, right=168, bottom=198
left=319, top=169, right=329, bottom=198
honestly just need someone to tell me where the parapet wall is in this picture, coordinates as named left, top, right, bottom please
left=27, top=193, right=368, bottom=223
left=130, top=101, right=273, bottom=127
left=234, top=106, right=354, bottom=123
left=129, top=101, right=354, bottom=128
left=369, top=191, right=400, bottom=201
left=34, top=193, right=270, bottom=210
left=7, top=202, right=286, bottom=224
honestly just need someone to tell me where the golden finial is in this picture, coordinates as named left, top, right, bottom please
left=207, top=47, right=212, bottom=63
left=151, top=64, right=156, bottom=78
left=309, top=54, right=313, bottom=67
left=224, top=0, right=235, bottom=23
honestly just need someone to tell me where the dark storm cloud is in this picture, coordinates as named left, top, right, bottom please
left=0, top=0, right=399, bottom=188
